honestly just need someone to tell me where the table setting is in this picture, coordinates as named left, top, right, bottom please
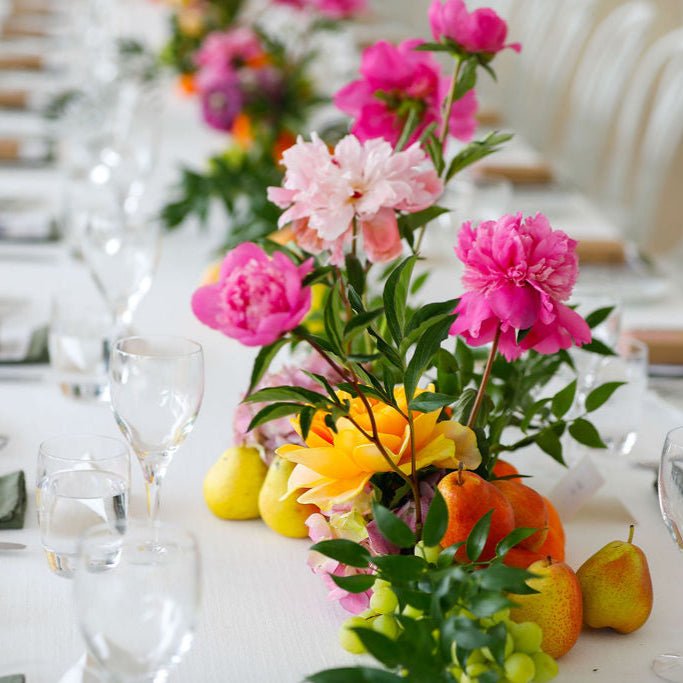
left=2, top=1, right=683, bottom=682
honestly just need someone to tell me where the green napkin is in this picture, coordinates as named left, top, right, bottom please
left=0, top=675, right=25, bottom=683
left=0, top=325, right=50, bottom=365
left=0, top=470, right=26, bottom=529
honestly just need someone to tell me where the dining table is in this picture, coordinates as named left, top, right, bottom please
left=2, top=4, right=683, bottom=682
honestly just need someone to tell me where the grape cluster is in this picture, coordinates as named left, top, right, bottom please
left=338, top=578, right=558, bottom=683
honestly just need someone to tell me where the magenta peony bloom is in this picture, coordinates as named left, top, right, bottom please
left=268, top=133, right=443, bottom=264
left=429, top=0, right=521, bottom=54
left=192, top=242, right=313, bottom=346
left=449, top=213, right=591, bottom=360
left=195, top=28, right=264, bottom=81
left=334, top=39, right=478, bottom=147
left=198, top=73, right=243, bottom=131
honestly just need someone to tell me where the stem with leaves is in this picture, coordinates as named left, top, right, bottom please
left=439, top=57, right=463, bottom=149
left=466, top=325, right=501, bottom=429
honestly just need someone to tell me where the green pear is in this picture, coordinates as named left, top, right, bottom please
left=258, top=456, right=318, bottom=538
left=203, top=446, right=268, bottom=520
left=576, top=524, right=653, bottom=633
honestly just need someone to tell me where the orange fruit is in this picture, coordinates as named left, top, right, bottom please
left=492, top=479, right=549, bottom=552
left=503, top=547, right=545, bottom=569
left=491, top=459, right=520, bottom=480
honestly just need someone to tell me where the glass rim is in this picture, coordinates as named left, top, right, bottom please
left=38, top=434, right=129, bottom=463
left=112, top=335, right=203, bottom=359
left=79, top=520, right=198, bottom=552
left=665, top=426, right=683, bottom=443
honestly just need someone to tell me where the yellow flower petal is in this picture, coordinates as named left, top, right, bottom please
left=279, top=445, right=361, bottom=479
left=297, top=474, right=372, bottom=511
left=350, top=441, right=401, bottom=473
left=435, top=421, right=482, bottom=469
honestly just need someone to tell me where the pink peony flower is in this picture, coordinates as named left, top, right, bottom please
left=233, top=350, right=339, bottom=456
left=429, top=0, right=521, bottom=54
left=334, top=39, right=478, bottom=147
left=191, top=242, right=313, bottom=346
left=449, top=213, right=591, bottom=360
left=198, top=72, right=243, bottom=131
left=272, top=0, right=366, bottom=18
left=195, top=28, right=264, bottom=82
left=268, top=134, right=443, bottom=264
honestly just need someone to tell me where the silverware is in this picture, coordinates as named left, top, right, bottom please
left=0, top=541, right=25, bottom=550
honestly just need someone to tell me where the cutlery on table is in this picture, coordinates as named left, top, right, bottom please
left=0, top=542, right=26, bottom=550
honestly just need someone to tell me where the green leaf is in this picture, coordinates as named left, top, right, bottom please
left=495, top=528, right=541, bottom=558
left=373, top=554, right=427, bottom=581
left=581, top=339, right=616, bottom=356
left=535, top=428, right=563, bottom=463
left=245, top=386, right=330, bottom=405
left=384, top=257, right=417, bottom=346
left=569, top=418, right=607, bottom=448
left=324, top=283, right=345, bottom=353
left=409, top=392, right=455, bottom=412
left=330, top=573, right=376, bottom=594
left=454, top=56, right=478, bottom=100
left=585, top=381, right=625, bottom=413
left=353, top=629, right=402, bottom=669
left=585, top=306, right=615, bottom=329
left=413, top=41, right=454, bottom=52
left=478, top=563, right=537, bottom=594
left=422, top=489, right=449, bottom=548
left=446, top=131, right=514, bottom=180
left=372, top=503, right=416, bottom=548
left=306, top=668, right=404, bottom=683
left=551, top=379, right=577, bottom=418
left=405, top=299, right=459, bottom=336
left=451, top=615, right=490, bottom=649
left=344, top=308, right=384, bottom=337
left=309, top=540, right=371, bottom=568
left=455, top=338, right=475, bottom=385
left=468, top=591, right=514, bottom=618
left=404, top=315, right=454, bottom=401
left=345, top=254, right=366, bottom=297
left=247, top=403, right=305, bottom=431
left=398, top=205, right=449, bottom=233
left=466, top=510, right=493, bottom=562
left=248, top=338, right=287, bottom=393
left=299, top=406, right=315, bottom=441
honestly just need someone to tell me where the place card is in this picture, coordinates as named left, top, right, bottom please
left=576, top=239, right=627, bottom=265
left=0, top=90, right=29, bottom=109
left=0, top=54, right=44, bottom=71
left=476, top=161, right=554, bottom=185
left=628, top=329, right=683, bottom=366
left=1, top=23, right=50, bottom=39
left=548, top=454, right=605, bottom=521
left=0, top=138, right=52, bottom=163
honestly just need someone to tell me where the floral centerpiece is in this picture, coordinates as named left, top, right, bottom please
left=192, top=1, right=626, bottom=681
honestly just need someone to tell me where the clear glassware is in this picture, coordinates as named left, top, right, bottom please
left=36, top=434, right=130, bottom=578
left=654, top=426, right=683, bottom=681
left=74, top=521, right=200, bottom=682
left=109, top=337, right=204, bottom=521
left=81, top=210, right=160, bottom=333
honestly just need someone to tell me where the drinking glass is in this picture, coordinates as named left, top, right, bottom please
left=81, top=210, right=160, bottom=333
left=36, top=434, right=130, bottom=578
left=109, top=337, right=204, bottom=521
left=74, top=521, right=200, bottom=682
left=654, top=427, right=683, bottom=681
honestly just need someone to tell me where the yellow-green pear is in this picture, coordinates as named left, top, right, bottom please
left=576, top=524, right=653, bottom=634
left=258, top=456, right=318, bottom=538
left=203, top=446, right=268, bottom=520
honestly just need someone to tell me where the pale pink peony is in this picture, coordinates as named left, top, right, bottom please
left=334, top=39, right=478, bottom=147
left=429, top=0, right=521, bottom=54
left=449, top=213, right=591, bottom=360
left=191, top=242, right=313, bottom=346
left=268, top=134, right=443, bottom=264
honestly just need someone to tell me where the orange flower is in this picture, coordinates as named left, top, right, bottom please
left=273, top=130, right=296, bottom=164
left=245, top=52, right=271, bottom=69
left=177, top=73, right=197, bottom=96
left=231, top=113, right=254, bottom=149
left=277, top=388, right=481, bottom=511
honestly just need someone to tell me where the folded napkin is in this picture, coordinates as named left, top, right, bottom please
left=0, top=471, right=26, bottom=530
left=477, top=162, right=554, bottom=185
left=576, top=239, right=627, bottom=265
left=0, top=325, right=49, bottom=365
left=628, top=329, right=683, bottom=366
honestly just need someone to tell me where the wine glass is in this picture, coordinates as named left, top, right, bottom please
left=74, top=521, right=200, bottom=682
left=109, top=336, right=204, bottom=521
left=81, top=209, right=160, bottom=334
left=654, top=426, right=683, bottom=681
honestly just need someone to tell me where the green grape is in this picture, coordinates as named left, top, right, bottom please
left=504, top=653, right=536, bottom=683
left=373, top=578, right=390, bottom=591
left=510, top=621, right=543, bottom=655
left=370, top=587, right=398, bottom=614
left=339, top=617, right=368, bottom=655
left=466, top=662, right=490, bottom=677
left=459, top=674, right=474, bottom=683
left=373, top=614, right=399, bottom=639
left=402, top=604, right=423, bottom=619
left=481, top=633, right=513, bottom=663
left=467, top=650, right=486, bottom=665
left=492, top=609, right=511, bottom=623
left=531, top=652, right=559, bottom=683
left=448, top=666, right=464, bottom=680
left=414, top=540, right=441, bottom=564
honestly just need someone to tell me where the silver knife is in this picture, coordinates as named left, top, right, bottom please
left=0, top=541, right=26, bottom=550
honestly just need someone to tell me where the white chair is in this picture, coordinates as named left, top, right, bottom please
left=558, top=1, right=656, bottom=194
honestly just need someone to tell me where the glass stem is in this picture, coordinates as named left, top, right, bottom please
left=140, top=455, right=168, bottom=522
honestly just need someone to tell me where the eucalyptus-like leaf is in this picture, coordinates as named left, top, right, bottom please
left=247, top=338, right=287, bottom=393
left=372, top=555, right=427, bottom=582
left=551, top=379, right=577, bottom=418
left=581, top=338, right=616, bottom=356
left=330, top=573, right=376, bottom=594
left=372, top=503, right=416, bottom=548
left=409, top=392, right=455, bottom=413
left=569, top=418, right=607, bottom=448
left=535, top=427, right=564, bottom=463
left=585, top=306, right=615, bottom=329
left=495, top=527, right=540, bottom=558
left=309, top=540, right=371, bottom=568
left=584, top=381, right=625, bottom=413
left=466, top=510, right=493, bottom=563
left=422, top=489, right=449, bottom=548
left=247, top=402, right=305, bottom=431
left=384, top=257, right=416, bottom=346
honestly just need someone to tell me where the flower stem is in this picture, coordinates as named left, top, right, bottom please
left=405, top=410, right=422, bottom=534
left=466, top=325, right=501, bottom=429
left=439, top=58, right=464, bottom=150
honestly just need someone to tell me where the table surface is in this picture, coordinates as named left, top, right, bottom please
left=2, top=8, right=683, bottom=682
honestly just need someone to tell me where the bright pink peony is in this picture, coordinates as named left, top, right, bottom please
left=268, top=134, right=443, bottom=264
left=272, top=0, right=366, bottom=18
left=334, top=39, right=478, bottom=147
left=191, top=242, right=313, bottom=346
left=195, top=28, right=264, bottom=85
left=449, top=213, right=591, bottom=360
left=429, top=0, right=520, bottom=54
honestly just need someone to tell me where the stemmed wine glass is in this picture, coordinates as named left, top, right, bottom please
left=74, top=521, right=200, bottom=682
left=654, top=426, right=683, bottom=681
left=109, top=336, right=204, bottom=521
